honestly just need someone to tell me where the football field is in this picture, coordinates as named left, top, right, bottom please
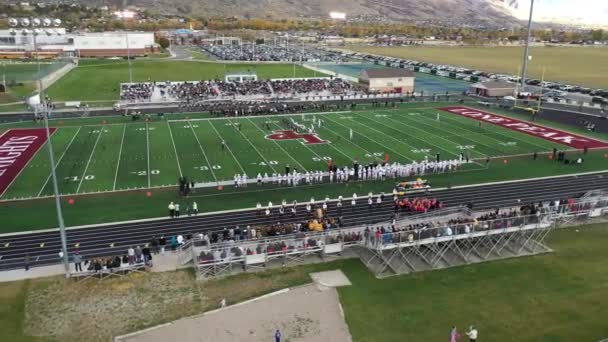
left=0, top=105, right=598, bottom=200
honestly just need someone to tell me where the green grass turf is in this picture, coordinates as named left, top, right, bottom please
left=2, top=104, right=571, bottom=200
left=1, top=61, right=68, bottom=82
left=1, top=101, right=606, bottom=232
left=45, top=60, right=325, bottom=101
left=337, top=223, right=608, bottom=342
left=2, top=224, right=608, bottom=342
left=347, top=46, right=608, bottom=88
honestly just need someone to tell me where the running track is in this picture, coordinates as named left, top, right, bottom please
left=1, top=172, right=607, bottom=271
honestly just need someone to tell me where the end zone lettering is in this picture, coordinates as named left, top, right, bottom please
left=0, top=128, right=56, bottom=196
left=439, top=106, right=608, bottom=149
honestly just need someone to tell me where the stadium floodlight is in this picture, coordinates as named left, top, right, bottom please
left=10, top=17, right=70, bottom=278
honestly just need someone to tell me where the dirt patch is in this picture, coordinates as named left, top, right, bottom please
left=22, top=264, right=326, bottom=342
left=117, top=284, right=352, bottom=342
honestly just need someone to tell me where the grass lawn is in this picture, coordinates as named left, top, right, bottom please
left=1, top=223, right=607, bottom=342
left=45, top=60, right=324, bottom=101
left=347, top=46, right=608, bottom=89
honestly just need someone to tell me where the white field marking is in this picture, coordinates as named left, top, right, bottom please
left=113, top=124, right=127, bottom=191
left=1, top=166, right=606, bottom=209
left=189, top=121, right=218, bottom=182
left=426, top=110, right=552, bottom=151
left=323, top=115, right=413, bottom=161
left=247, top=117, right=308, bottom=172
left=352, top=113, right=445, bottom=161
left=207, top=120, right=245, bottom=173
left=315, top=118, right=374, bottom=160
left=399, top=111, right=511, bottom=155
left=76, top=126, right=104, bottom=193
left=146, top=122, right=151, bottom=188
left=227, top=118, right=278, bottom=174
left=360, top=112, right=456, bottom=159
left=297, top=114, right=356, bottom=162
left=171, top=111, right=353, bottom=123
left=37, top=127, right=82, bottom=197
left=383, top=112, right=488, bottom=159
left=166, top=121, right=183, bottom=177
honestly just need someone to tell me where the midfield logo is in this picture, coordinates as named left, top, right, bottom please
left=265, top=130, right=330, bottom=145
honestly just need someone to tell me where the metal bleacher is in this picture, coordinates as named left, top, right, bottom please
left=176, top=196, right=608, bottom=280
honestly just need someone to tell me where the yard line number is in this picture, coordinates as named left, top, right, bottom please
left=456, top=145, right=476, bottom=150
left=312, top=156, right=332, bottom=162
left=65, top=175, right=95, bottom=182
left=411, top=148, right=431, bottom=154
left=195, top=165, right=222, bottom=171
left=132, top=170, right=160, bottom=176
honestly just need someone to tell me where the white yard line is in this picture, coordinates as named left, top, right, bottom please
left=189, top=121, right=218, bottom=182
left=207, top=120, right=246, bottom=173
left=298, top=114, right=356, bottom=162
left=112, top=124, right=127, bottom=191
left=247, top=117, right=308, bottom=172
left=37, top=127, right=81, bottom=197
left=166, top=121, right=183, bottom=177
left=76, top=126, right=104, bottom=193
left=146, top=122, right=151, bottom=188
left=323, top=115, right=413, bottom=161
left=384, top=113, right=487, bottom=158
left=396, top=111, right=502, bottom=156
left=316, top=119, right=373, bottom=159
left=352, top=113, right=440, bottom=161
left=228, top=118, right=278, bottom=174
left=361, top=113, right=455, bottom=159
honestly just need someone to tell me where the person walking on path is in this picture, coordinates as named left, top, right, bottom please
left=24, top=254, right=31, bottom=271
left=168, top=202, right=175, bottom=218
left=73, top=251, right=83, bottom=272
left=159, top=235, right=166, bottom=254
left=274, top=329, right=282, bottom=342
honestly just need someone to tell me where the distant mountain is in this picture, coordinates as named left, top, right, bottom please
left=92, top=0, right=525, bottom=27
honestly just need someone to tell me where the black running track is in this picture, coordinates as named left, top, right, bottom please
left=1, top=172, right=607, bottom=271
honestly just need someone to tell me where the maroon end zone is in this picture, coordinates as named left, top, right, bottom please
left=439, top=106, right=608, bottom=149
left=0, top=128, right=56, bottom=196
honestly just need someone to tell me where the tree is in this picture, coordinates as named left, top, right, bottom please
left=591, top=29, right=604, bottom=42
left=157, top=37, right=170, bottom=49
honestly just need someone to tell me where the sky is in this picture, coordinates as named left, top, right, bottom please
left=512, top=0, right=608, bottom=24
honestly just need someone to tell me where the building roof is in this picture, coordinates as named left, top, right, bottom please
left=471, top=81, right=516, bottom=90
left=361, top=68, right=415, bottom=79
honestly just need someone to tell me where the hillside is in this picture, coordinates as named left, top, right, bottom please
left=95, top=0, right=523, bottom=26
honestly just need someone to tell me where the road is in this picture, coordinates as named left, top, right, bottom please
left=0, top=172, right=606, bottom=271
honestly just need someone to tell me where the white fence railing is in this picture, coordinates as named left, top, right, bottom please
left=190, top=198, right=608, bottom=275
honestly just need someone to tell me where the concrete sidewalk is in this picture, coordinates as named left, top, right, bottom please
left=0, top=252, right=189, bottom=283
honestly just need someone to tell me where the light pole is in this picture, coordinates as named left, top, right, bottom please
left=125, top=32, right=133, bottom=84
left=9, top=17, right=70, bottom=277
left=520, top=0, right=535, bottom=92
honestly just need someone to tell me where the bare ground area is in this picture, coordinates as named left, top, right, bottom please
left=117, top=284, right=352, bottom=342
left=22, top=266, right=324, bottom=342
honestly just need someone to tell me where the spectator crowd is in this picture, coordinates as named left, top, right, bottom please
left=119, top=78, right=356, bottom=103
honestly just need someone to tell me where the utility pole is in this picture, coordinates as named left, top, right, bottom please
left=520, top=0, right=535, bottom=92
